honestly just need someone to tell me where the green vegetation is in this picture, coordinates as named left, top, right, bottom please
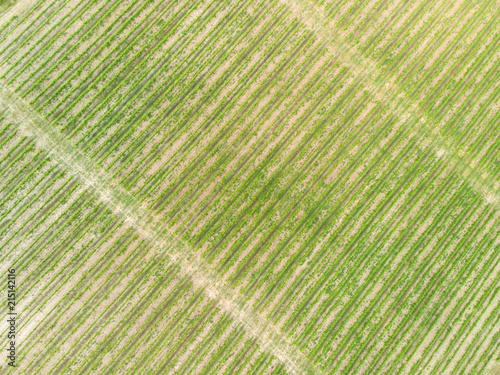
left=0, top=0, right=498, bottom=374
left=0, top=0, right=15, bottom=13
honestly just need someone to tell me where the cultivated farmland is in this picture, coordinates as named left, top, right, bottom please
left=0, top=0, right=499, bottom=374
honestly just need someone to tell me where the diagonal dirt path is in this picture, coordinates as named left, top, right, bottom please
left=0, top=82, right=320, bottom=375
left=282, top=0, right=500, bottom=210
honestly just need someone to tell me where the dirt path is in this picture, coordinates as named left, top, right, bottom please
left=280, top=0, right=500, bottom=211
left=0, top=81, right=319, bottom=374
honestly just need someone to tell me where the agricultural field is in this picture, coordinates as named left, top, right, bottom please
left=0, top=0, right=499, bottom=374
